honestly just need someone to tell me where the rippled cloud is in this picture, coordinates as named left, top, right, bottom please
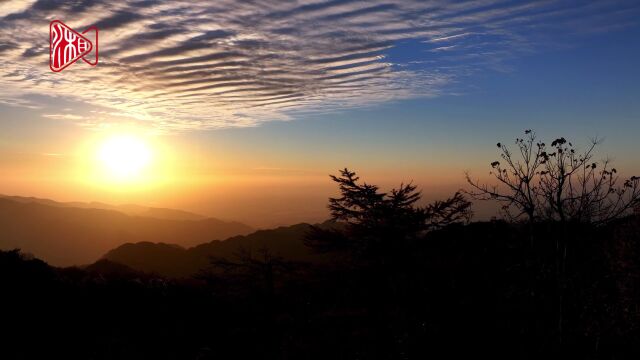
left=0, top=0, right=638, bottom=131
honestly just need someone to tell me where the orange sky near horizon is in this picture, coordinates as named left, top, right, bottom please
left=0, top=125, right=486, bottom=227
left=2, top=112, right=639, bottom=228
left=3, top=108, right=640, bottom=228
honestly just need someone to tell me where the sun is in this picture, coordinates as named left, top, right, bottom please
left=97, top=135, right=152, bottom=181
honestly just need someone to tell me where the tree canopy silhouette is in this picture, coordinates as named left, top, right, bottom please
left=466, top=130, right=640, bottom=224
left=306, top=168, right=472, bottom=260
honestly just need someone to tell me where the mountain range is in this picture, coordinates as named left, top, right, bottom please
left=0, top=195, right=253, bottom=266
left=0, top=194, right=208, bottom=221
left=101, top=222, right=335, bottom=277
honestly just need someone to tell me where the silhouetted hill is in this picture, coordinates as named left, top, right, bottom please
left=0, top=197, right=253, bottom=266
left=103, top=222, right=337, bottom=277
left=83, top=259, right=141, bottom=277
left=101, top=242, right=189, bottom=277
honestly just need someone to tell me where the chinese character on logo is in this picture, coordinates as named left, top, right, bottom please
left=49, top=20, right=98, bottom=72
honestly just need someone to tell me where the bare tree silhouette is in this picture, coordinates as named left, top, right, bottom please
left=466, top=130, right=640, bottom=224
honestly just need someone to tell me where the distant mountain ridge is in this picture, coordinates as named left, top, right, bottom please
left=0, top=194, right=207, bottom=221
left=0, top=196, right=253, bottom=266
left=102, top=222, right=338, bottom=277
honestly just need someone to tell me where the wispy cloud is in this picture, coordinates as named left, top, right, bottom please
left=43, top=113, right=85, bottom=120
left=0, top=0, right=637, bottom=131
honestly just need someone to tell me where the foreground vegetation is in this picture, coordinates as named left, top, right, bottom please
left=2, top=217, right=639, bottom=359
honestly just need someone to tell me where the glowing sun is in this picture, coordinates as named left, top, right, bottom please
left=97, top=135, right=152, bottom=181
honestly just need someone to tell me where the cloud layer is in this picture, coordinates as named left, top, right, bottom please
left=0, top=0, right=638, bottom=130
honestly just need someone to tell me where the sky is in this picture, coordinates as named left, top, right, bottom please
left=1, top=0, right=639, bottom=227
